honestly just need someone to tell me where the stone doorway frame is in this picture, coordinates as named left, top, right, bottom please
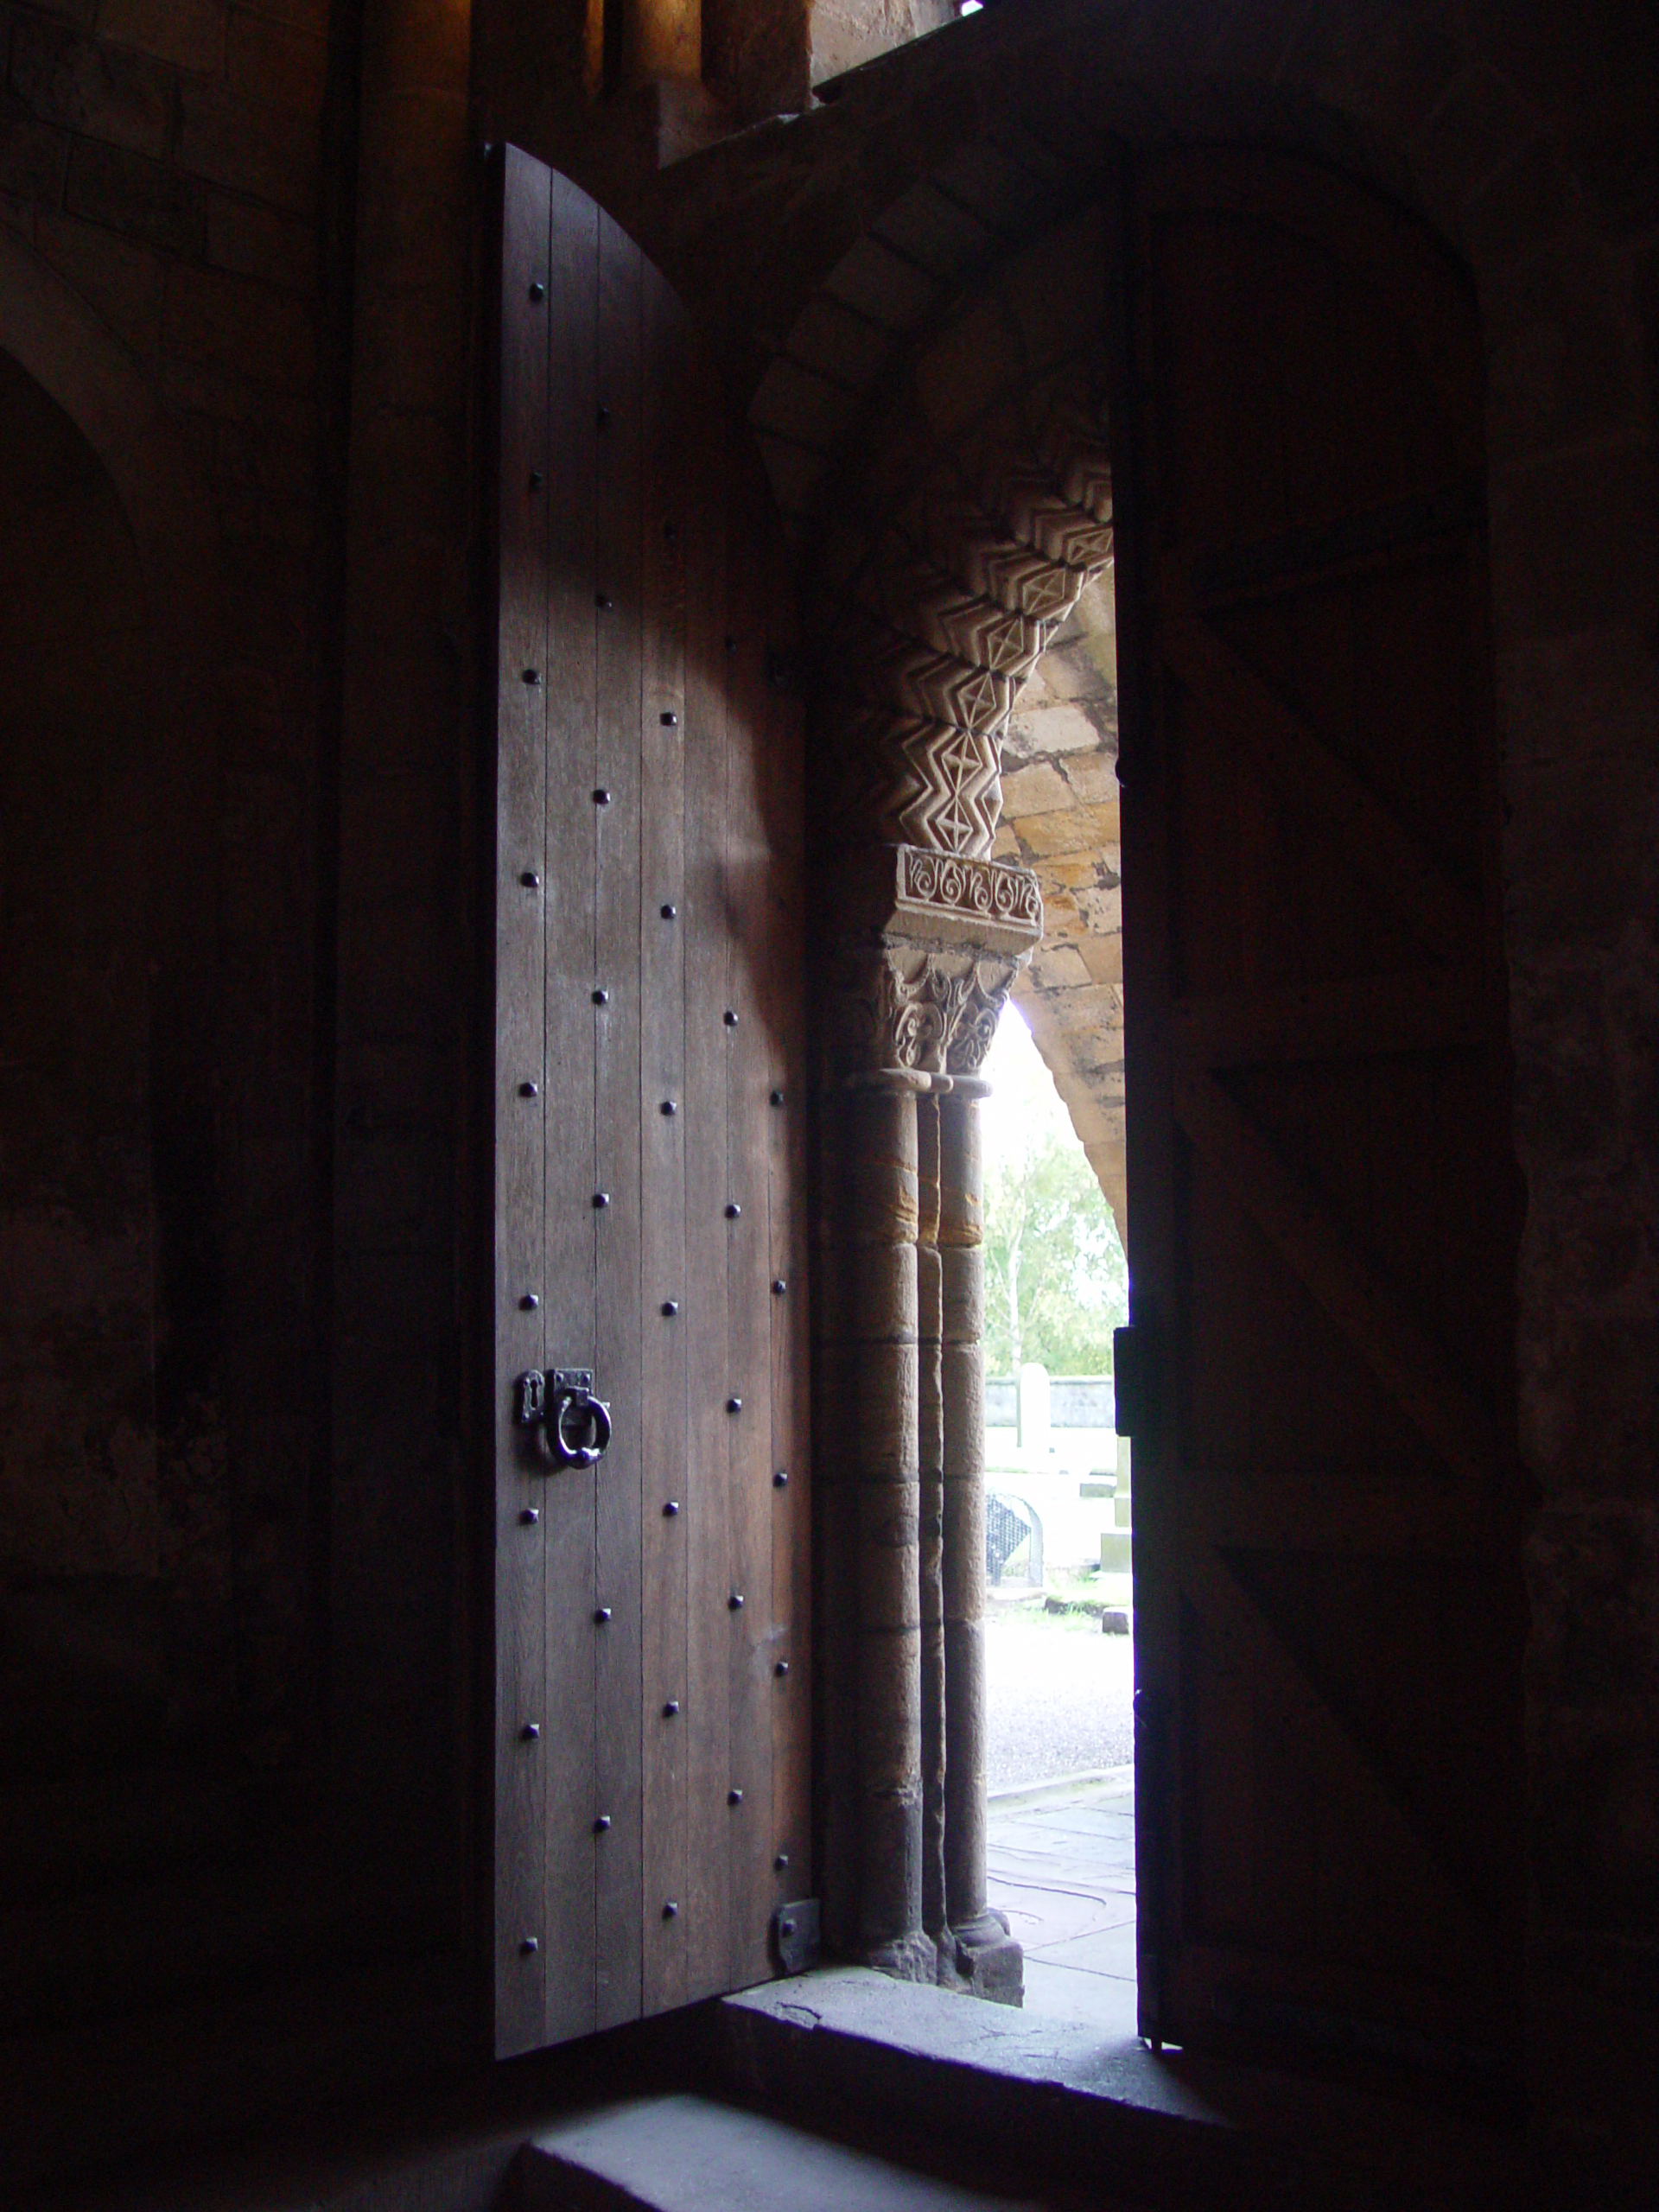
left=793, top=201, right=1122, bottom=1998
left=755, top=71, right=1515, bottom=2020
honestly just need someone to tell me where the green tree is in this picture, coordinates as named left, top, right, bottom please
left=982, top=1125, right=1128, bottom=1376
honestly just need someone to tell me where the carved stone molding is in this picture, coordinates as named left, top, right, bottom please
left=897, top=847, right=1043, bottom=940
left=811, top=357, right=1115, bottom=860
left=833, top=842, right=1044, bottom=954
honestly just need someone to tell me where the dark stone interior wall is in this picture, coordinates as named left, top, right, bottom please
left=0, top=356, right=170, bottom=1808
left=0, top=0, right=1654, bottom=2195
left=0, top=0, right=392, bottom=2178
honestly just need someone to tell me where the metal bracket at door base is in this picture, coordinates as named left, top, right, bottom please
left=772, top=1897, right=820, bottom=1975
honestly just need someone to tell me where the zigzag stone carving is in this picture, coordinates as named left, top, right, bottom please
left=812, top=357, right=1115, bottom=859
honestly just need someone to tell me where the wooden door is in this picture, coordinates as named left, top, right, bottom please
left=1113, top=148, right=1526, bottom=2076
left=484, top=149, right=809, bottom=2056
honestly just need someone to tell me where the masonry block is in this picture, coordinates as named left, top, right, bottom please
left=226, top=5, right=327, bottom=115
left=101, top=0, right=226, bottom=76
left=64, top=134, right=203, bottom=253
left=206, top=189, right=314, bottom=290
left=165, top=258, right=316, bottom=386
left=784, top=290, right=895, bottom=391
left=179, top=75, right=317, bottom=212
left=823, top=232, right=941, bottom=333
left=1, top=92, right=71, bottom=207
left=35, top=210, right=162, bottom=353
left=9, top=15, right=172, bottom=158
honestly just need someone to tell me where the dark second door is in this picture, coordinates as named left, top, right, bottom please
left=486, top=149, right=809, bottom=2056
left=1116, top=147, right=1526, bottom=2075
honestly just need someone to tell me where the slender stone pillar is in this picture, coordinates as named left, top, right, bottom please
left=915, top=1095, right=950, bottom=1967
left=941, top=1081, right=1023, bottom=2001
left=813, top=845, right=1039, bottom=1989
left=848, top=1077, right=934, bottom=1980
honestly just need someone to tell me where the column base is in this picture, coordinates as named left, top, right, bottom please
left=950, top=1908, right=1024, bottom=2006
left=859, top=1931, right=939, bottom=1984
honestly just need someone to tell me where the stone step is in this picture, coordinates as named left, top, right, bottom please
left=515, top=2093, right=1044, bottom=2211
left=715, top=1968, right=1531, bottom=2212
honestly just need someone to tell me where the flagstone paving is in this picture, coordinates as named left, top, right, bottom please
left=985, top=1775, right=1139, bottom=2037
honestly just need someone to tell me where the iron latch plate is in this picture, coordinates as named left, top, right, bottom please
left=772, top=1897, right=820, bottom=1976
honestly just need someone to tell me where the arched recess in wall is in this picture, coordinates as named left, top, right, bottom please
left=0, top=235, right=227, bottom=1902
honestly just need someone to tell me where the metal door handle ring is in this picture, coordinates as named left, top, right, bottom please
left=516, top=1369, right=612, bottom=1470
left=551, top=1384, right=611, bottom=1467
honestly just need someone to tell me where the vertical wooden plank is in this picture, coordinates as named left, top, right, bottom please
left=723, top=423, right=778, bottom=1993
left=491, top=145, right=551, bottom=2058
left=1104, top=162, right=1183, bottom=2046
left=682, top=362, right=733, bottom=2004
left=592, top=209, right=645, bottom=2033
left=761, top=454, right=811, bottom=1928
left=639, top=263, right=691, bottom=2014
left=540, top=165, right=601, bottom=2049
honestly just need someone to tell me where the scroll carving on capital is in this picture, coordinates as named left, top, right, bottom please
left=898, top=847, right=1042, bottom=935
left=822, top=844, right=1039, bottom=1084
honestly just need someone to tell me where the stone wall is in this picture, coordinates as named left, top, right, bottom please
left=0, top=6, right=340, bottom=1735
left=0, top=0, right=388, bottom=2173
left=993, top=574, right=1124, bottom=1238
left=808, top=0, right=950, bottom=90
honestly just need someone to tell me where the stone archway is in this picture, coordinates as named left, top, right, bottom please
left=804, top=205, right=1127, bottom=1216
left=0, top=232, right=225, bottom=1220
left=755, top=194, right=1135, bottom=1280
left=795, top=202, right=1126, bottom=1993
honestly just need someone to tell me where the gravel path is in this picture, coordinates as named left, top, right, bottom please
left=984, top=1608, right=1135, bottom=1790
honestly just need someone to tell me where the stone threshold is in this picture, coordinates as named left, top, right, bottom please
left=717, top=1967, right=1532, bottom=2212
left=988, top=1762, right=1135, bottom=1812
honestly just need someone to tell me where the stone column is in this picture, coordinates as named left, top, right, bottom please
left=847, top=1076, right=933, bottom=1979
left=941, top=1081, right=1022, bottom=2001
left=916, top=1094, right=950, bottom=1963
left=815, top=845, right=1039, bottom=1988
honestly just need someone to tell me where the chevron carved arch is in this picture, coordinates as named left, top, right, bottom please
left=804, top=213, right=1116, bottom=861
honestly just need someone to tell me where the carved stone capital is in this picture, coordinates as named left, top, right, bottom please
left=825, top=939, right=1025, bottom=1083
left=818, top=845, right=1038, bottom=1085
